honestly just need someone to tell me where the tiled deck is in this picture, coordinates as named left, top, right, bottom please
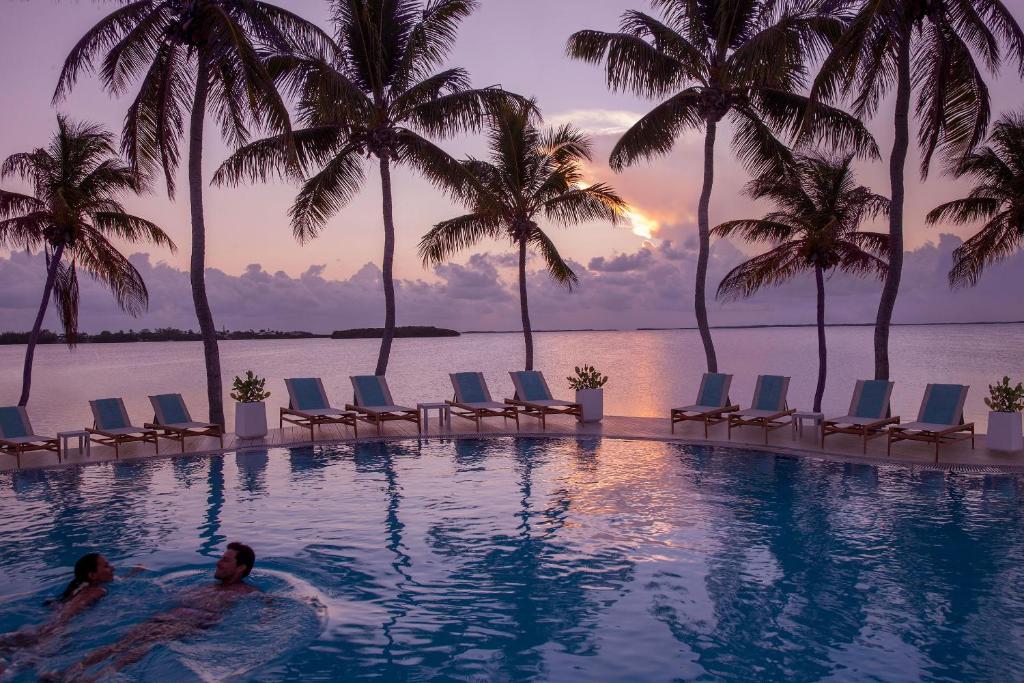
left=4, top=414, right=1022, bottom=474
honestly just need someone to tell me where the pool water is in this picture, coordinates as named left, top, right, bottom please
left=0, top=438, right=1022, bottom=681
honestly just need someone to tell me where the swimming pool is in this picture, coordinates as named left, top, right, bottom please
left=1, top=437, right=1021, bottom=681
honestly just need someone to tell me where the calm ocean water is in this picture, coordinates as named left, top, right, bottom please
left=0, top=324, right=1020, bottom=433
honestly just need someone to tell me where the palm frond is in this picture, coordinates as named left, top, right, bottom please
left=91, top=212, right=176, bottom=251
left=528, top=227, right=578, bottom=289
left=926, top=197, right=1002, bottom=225
left=608, top=88, right=703, bottom=170
left=418, top=212, right=504, bottom=265
left=716, top=242, right=807, bottom=300
left=289, top=145, right=366, bottom=242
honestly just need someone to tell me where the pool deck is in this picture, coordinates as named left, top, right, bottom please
left=3, top=413, right=1022, bottom=474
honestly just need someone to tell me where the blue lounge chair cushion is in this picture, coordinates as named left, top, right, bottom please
left=514, top=371, right=551, bottom=401
left=922, top=384, right=964, bottom=425
left=754, top=376, right=785, bottom=411
left=290, top=379, right=327, bottom=410
left=153, top=394, right=189, bottom=425
left=453, top=373, right=488, bottom=403
left=699, top=373, right=727, bottom=407
left=353, top=376, right=388, bottom=407
left=94, top=398, right=128, bottom=430
left=0, top=407, right=27, bottom=438
left=853, top=380, right=889, bottom=418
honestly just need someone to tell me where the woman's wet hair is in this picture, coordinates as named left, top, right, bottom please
left=57, top=553, right=102, bottom=603
left=228, top=542, right=255, bottom=577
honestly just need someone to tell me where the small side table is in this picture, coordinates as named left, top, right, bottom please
left=417, top=402, right=451, bottom=434
left=58, top=430, right=91, bottom=461
left=791, top=411, right=824, bottom=441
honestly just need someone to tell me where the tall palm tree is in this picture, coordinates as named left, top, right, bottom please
left=215, top=0, right=516, bottom=376
left=713, top=154, right=889, bottom=412
left=807, top=0, right=1024, bottom=380
left=0, top=116, right=175, bottom=406
left=927, top=112, right=1024, bottom=288
left=567, top=0, right=877, bottom=373
left=418, top=101, right=627, bottom=370
left=54, top=0, right=331, bottom=425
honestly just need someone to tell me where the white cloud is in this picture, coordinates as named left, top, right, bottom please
left=546, top=109, right=643, bottom=136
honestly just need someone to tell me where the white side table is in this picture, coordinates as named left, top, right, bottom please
left=791, top=411, right=824, bottom=441
left=417, top=402, right=451, bottom=434
left=58, top=430, right=91, bottom=461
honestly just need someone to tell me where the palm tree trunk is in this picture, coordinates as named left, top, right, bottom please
left=375, top=155, right=397, bottom=376
left=813, top=264, right=827, bottom=413
left=696, top=121, right=719, bottom=373
left=518, top=235, right=534, bottom=370
left=18, top=243, right=65, bottom=406
left=874, top=30, right=911, bottom=381
left=189, top=53, right=224, bottom=426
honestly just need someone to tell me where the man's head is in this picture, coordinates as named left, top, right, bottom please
left=214, top=542, right=255, bottom=584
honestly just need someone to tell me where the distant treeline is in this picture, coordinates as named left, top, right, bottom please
left=0, top=328, right=328, bottom=344
left=331, top=326, right=460, bottom=339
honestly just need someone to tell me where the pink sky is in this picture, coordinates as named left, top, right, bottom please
left=1, top=1, right=1023, bottom=332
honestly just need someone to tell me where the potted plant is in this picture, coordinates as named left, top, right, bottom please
left=567, top=365, right=608, bottom=423
left=232, top=370, right=271, bottom=439
left=985, top=376, right=1024, bottom=452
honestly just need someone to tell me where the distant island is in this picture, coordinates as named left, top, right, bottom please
left=331, top=326, right=459, bottom=339
left=0, top=328, right=331, bottom=344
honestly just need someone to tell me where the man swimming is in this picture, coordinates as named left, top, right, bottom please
left=60, top=542, right=258, bottom=681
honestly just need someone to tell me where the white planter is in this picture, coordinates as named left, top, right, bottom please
left=576, top=388, right=604, bottom=423
left=987, top=411, right=1023, bottom=452
left=235, top=401, right=268, bottom=439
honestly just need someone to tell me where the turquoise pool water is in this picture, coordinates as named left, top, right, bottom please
left=0, top=438, right=1022, bottom=681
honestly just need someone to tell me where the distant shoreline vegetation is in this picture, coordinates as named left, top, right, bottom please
left=330, top=327, right=459, bottom=339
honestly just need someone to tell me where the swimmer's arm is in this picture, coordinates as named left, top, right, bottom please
left=123, top=565, right=147, bottom=578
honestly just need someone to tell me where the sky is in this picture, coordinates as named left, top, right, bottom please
left=1, top=0, right=1023, bottom=333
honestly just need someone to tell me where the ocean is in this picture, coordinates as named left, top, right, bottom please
left=1, top=324, right=1020, bottom=433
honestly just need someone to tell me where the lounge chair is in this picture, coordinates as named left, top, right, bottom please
left=506, top=370, right=580, bottom=429
left=145, top=393, right=224, bottom=452
left=0, top=406, right=60, bottom=468
left=346, top=375, right=421, bottom=436
left=727, top=375, right=796, bottom=444
left=888, top=384, right=974, bottom=462
left=448, top=372, right=520, bottom=432
left=280, top=378, right=358, bottom=441
left=670, top=373, right=739, bottom=436
left=821, top=380, right=898, bottom=453
left=87, top=398, right=159, bottom=458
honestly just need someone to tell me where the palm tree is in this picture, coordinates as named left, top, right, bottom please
left=807, top=0, right=1024, bottom=380
left=927, top=112, right=1024, bottom=288
left=418, top=101, right=627, bottom=370
left=0, top=116, right=175, bottom=406
left=713, top=154, right=889, bottom=412
left=567, top=0, right=877, bottom=373
left=215, top=0, right=517, bottom=376
left=54, top=0, right=331, bottom=425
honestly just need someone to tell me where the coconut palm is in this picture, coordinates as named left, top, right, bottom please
left=54, top=0, right=331, bottom=425
left=215, top=0, right=517, bottom=376
left=0, top=116, right=175, bottom=406
left=713, top=154, right=889, bottom=412
left=927, top=112, right=1024, bottom=288
left=567, top=0, right=877, bottom=373
left=807, top=0, right=1024, bottom=380
left=418, top=101, right=627, bottom=370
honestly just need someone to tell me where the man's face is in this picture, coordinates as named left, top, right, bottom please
left=214, top=549, right=243, bottom=582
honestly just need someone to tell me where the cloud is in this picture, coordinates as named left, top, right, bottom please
left=1, top=235, right=1022, bottom=335
left=546, top=109, right=643, bottom=136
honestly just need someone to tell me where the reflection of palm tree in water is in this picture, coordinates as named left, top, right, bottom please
left=425, top=438, right=634, bottom=679
left=198, top=457, right=225, bottom=557
left=655, top=451, right=879, bottom=679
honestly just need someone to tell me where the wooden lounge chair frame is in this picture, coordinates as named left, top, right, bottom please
left=670, top=373, right=739, bottom=437
left=145, top=393, right=224, bottom=452
left=0, top=406, right=60, bottom=468
left=87, top=398, right=159, bottom=458
left=280, top=378, right=359, bottom=442
left=505, top=371, right=578, bottom=430
left=447, top=372, right=520, bottom=432
left=887, top=384, right=975, bottom=462
left=346, top=375, right=421, bottom=436
left=821, top=380, right=899, bottom=453
left=727, top=375, right=797, bottom=444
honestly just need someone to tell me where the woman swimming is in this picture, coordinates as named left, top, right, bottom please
left=0, top=553, right=115, bottom=653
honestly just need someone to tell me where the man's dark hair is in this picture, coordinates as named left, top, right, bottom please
left=228, top=542, right=255, bottom=578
